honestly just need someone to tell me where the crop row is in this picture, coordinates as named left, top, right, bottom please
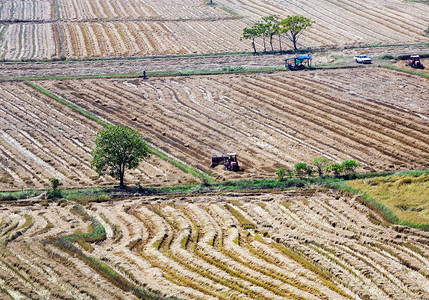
left=0, top=190, right=428, bottom=298
left=0, top=23, right=59, bottom=61
left=0, top=0, right=53, bottom=21
left=0, top=81, right=194, bottom=191
left=37, top=68, right=429, bottom=180
left=57, top=0, right=230, bottom=20
left=216, top=0, right=429, bottom=47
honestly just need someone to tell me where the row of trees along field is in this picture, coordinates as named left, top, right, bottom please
left=242, top=15, right=314, bottom=53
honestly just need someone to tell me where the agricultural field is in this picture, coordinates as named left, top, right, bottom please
left=0, top=0, right=428, bottom=60
left=0, top=81, right=195, bottom=191
left=37, top=67, right=429, bottom=181
left=1, top=189, right=428, bottom=298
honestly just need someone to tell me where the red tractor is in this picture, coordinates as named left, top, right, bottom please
left=210, top=153, right=239, bottom=171
left=406, top=55, right=424, bottom=69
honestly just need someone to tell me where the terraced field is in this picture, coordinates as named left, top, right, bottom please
left=38, top=67, right=429, bottom=180
left=0, top=81, right=195, bottom=191
left=1, top=189, right=428, bottom=298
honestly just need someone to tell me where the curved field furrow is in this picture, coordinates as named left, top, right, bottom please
left=241, top=76, right=429, bottom=161
left=2, top=190, right=425, bottom=298
left=38, top=68, right=429, bottom=180
left=0, top=82, right=195, bottom=191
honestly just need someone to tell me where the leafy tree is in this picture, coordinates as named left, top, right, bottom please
left=294, top=162, right=308, bottom=179
left=276, top=167, right=285, bottom=181
left=341, top=160, right=360, bottom=174
left=255, top=21, right=269, bottom=52
left=327, top=162, right=343, bottom=177
left=313, top=157, right=330, bottom=177
left=47, top=178, right=62, bottom=200
left=91, top=125, right=150, bottom=188
left=279, top=15, right=314, bottom=51
left=241, top=26, right=259, bottom=54
left=262, top=15, right=281, bottom=52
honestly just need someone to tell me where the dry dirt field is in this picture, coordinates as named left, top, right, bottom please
left=0, top=0, right=428, bottom=60
left=37, top=67, right=429, bottom=181
left=0, top=81, right=195, bottom=191
left=0, top=189, right=428, bottom=299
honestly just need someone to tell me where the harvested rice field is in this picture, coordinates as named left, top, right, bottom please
left=0, top=0, right=428, bottom=60
left=38, top=67, right=429, bottom=180
left=0, top=189, right=428, bottom=299
left=0, top=81, right=195, bottom=191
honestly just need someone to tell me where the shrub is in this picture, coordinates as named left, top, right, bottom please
left=47, top=178, right=62, bottom=200
left=276, top=167, right=285, bottom=181
left=294, top=162, right=308, bottom=179
left=342, top=160, right=360, bottom=174
left=313, top=158, right=330, bottom=177
left=327, top=163, right=343, bottom=177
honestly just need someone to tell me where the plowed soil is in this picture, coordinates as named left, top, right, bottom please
left=1, top=189, right=428, bottom=299
left=0, top=81, right=195, bottom=191
left=38, top=67, right=429, bottom=180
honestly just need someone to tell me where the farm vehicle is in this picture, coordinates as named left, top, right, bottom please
left=406, top=55, right=424, bottom=69
left=210, top=153, right=239, bottom=171
left=285, top=56, right=312, bottom=70
left=354, top=55, right=372, bottom=64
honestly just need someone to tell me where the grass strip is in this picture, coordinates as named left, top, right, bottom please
left=25, top=81, right=110, bottom=126
left=384, top=64, right=429, bottom=78
left=25, top=81, right=212, bottom=182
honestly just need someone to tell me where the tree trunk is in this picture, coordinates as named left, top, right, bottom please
left=278, top=33, right=282, bottom=51
left=269, top=34, right=273, bottom=52
left=119, top=165, right=125, bottom=188
left=292, top=35, right=297, bottom=52
left=251, top=38, right=256, bottom=54
left=262, top=33, right=266, bottom=52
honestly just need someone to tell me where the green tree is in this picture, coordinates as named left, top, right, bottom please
left=262, top=15, right=281, bottom=52
left=91, top=125, right=150, bottom=188
left=327, top=162, right=343, bottom=177
left=241, top=26, right=259, bottom=54
left=294, top=162, right=308, bottom=179
left=341, top=160, right=360, bottom=174
left=276, top=167, right=285, bottom=181
left=313, top=157, right=330, bottom=177
left=47, top=178, right=62, bottom=200
left=279, top=15, right=314, bottom=51
left=255, top=21, right=269, bottom=52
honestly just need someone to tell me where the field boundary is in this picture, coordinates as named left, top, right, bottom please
left=25, top=81, right=213, bottom=183
left=0, top=42, right=427, bottom=64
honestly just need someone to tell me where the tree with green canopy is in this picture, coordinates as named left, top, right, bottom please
left=280, top=15, right=314, bottom=51
left=91, top=125, right=150, bottom=188
left=241, top=26, right=260, bottom=54
left=262, top=15, right=281, bottom=52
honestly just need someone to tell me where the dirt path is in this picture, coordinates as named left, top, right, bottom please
left=0, top=44, right=427, bottom=79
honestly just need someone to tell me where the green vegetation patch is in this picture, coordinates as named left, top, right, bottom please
left=347, top=171, right=429, bottom=230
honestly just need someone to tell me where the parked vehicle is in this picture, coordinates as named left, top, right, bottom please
left=354, top=55, right=372, bottom=64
